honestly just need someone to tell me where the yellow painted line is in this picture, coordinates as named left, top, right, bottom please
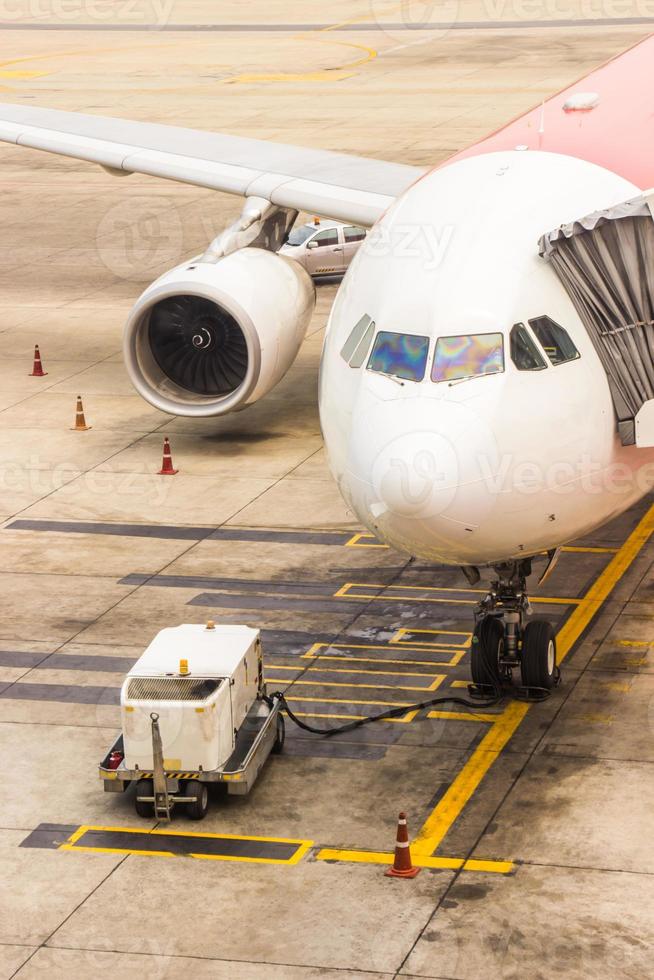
left=450, top=680, right=471, bottom=689
left=226, top=8, right=378, bottom=86
left=60, top=843, right=175, bottom=858
left=345, top=532, right=388, bottom=548
left=62, top=844, right=306, bottom=865
left=556, top=502, right=654, bottom=662
left=463, top=858, right=515, bottom=874
left=62, top=826, right=313, bottom=865
left=292, top=709, right=419, bottom=724
left=67, top=824, right=309, bottom=846
left=428, top=710, right=497, bottom=723
left=0, top=70, right=48, bottom=79
left=267, top=674, right=445, bottom=693
left=391, top=627, right=471, bottom=646
left=316, top=848, right=513, bottom=874
left=309, top=501, right=654, bottom=878
left=286, top=695, right=416, bottom=708
left=227, top=70, right=356, bottom=84
left=412, top=500, right=654, bottom=860
left=66, top=825, right=89, bottom=846
left=301, top=641, right=467, bottom=668
left=618, top=639, right=652, bottom=647
left=335, top=583, right=580, bottom=607
left=562, top=546, right=618, bottom=554
left=305, top=650, right=465, bottom=669
left=270, top=664, right=447, bottom=679
left=190, top=842, right=313, bottom=866
left=576, top=712, right=614, bottom=724
left=412, top=701, right=529, bottom=857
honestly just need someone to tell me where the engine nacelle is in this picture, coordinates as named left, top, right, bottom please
left=123, top=248, right=316, bottom=417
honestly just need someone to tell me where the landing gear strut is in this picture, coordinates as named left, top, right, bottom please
left=470, top=559, right=560, bottom=697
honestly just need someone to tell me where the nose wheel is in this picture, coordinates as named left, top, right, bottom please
left=470, top=560, right=560, bottom=698
left=471, top=617, right=504, bottom=688
left=520, top=619, right=558, bottom=690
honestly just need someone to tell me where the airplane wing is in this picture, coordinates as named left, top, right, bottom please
left=0, top=103, right=424, bottom=227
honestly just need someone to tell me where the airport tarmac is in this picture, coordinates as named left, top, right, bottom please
left=0, top=6, right=653, bottom=978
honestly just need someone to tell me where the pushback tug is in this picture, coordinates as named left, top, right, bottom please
left=99, top=622, right=285, bottom=820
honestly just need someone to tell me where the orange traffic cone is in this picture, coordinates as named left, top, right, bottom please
left=29, top=345, right=47, bottom=377
left=158, top=437, right=178, bottom=475
left=385, top=812, right=420, bottom=878
left=71, top=395, right=91, bottom=431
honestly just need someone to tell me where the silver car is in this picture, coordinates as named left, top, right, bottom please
left=279, top=219, right=367, bottom=278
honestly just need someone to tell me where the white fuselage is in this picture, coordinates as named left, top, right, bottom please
left=319, top=150, right=654, bottom=566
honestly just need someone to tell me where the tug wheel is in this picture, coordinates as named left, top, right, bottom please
left=471, top=617, right=504, bottom=686
left=520, top=619, right=557, bottom=689
left=134, top=778, right=154, bottom=819
left=272, top=713, right=285, bottom=754
left=183, top=780, right=209, bottom=820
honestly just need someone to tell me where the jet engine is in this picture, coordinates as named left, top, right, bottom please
left=123, top=247, right=316, bottom=417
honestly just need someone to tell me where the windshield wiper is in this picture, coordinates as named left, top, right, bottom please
left=447, top=372, right=491, bottom=386
left=373, top=371, right=405, bottom=386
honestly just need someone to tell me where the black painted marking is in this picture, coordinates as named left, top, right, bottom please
left=209, top=529, right=350, bottom=546
left=7, top=519, right=213, bottom=540
left=119, top=573, right=342, bottom=595
left=0, top=683, right=119, bottom=705
left=2, top=18, right=652, bottom=31
left=40, top=653, right=135, bottom=673
left=7, top=519, right=350, bottom=546
left=283, top=739, right=387, bottom=761
left=188, top=592, right=366, bottom=614
left=20, top=824, right=78, bottom=850
left=69, top=827, right=303, bottom=861
left=0, top=650, right=49, bottom=668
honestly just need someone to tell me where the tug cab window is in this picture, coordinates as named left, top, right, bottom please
left=528, top=316, right=580, bottom=365
left=340, top=314, right=375, bottom=368
left=431, top=333, right=504, bottom=383
left=367, top=331, right=429, bottom=382
left=510, top=323, right=547, bottom=371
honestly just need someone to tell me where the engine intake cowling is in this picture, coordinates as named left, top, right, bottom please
left=123, top=247, right=315, bottom=417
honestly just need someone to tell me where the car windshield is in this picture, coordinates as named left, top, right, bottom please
left=432, top=333, right=504, bottom=383
left=287, top=225, right=314, bottom=246
left=367, top=331, right=429, bottom=382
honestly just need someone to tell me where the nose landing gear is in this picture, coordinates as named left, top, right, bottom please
left=470, top=559, right=560, bottom=698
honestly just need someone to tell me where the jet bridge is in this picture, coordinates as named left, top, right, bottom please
left=539, top=191, right=654, bottom=447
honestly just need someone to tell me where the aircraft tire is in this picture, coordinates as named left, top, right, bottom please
left=520, top=619, right=557, bottom=689
left=471, top=616, right=504, bottom=687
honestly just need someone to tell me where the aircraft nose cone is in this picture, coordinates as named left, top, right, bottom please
left=345, top=393, right=501, bottom=558
left=370, top=429, right=460, bottom=520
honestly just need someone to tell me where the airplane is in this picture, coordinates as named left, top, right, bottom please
left=1, top=35, right=653, bottom=697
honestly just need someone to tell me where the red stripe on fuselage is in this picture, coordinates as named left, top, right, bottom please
left=445, top=34, right=654, bottom=189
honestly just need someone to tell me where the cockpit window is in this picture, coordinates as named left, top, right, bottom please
left=350, top=321, right=375, bottom=368
left=367, top=331, right=429, bottom=382
left=431, top=333, right=504, bottom=383
left=510, top=323, right=547, bottom=371
left=340, top=314, right=375, bottom=368
left=528, top=316, right=580, bottom=365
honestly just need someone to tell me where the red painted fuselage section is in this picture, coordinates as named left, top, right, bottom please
left=448, top=35, right=654, bottom=189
